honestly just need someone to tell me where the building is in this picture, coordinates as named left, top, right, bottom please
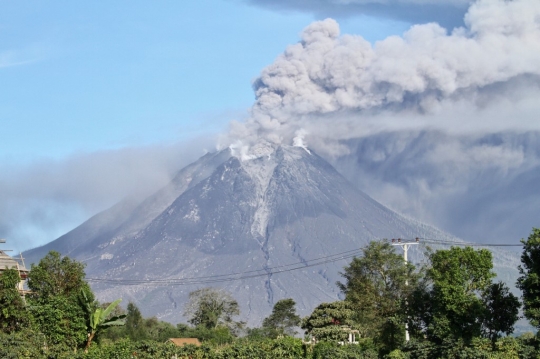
left=0, top=241, right=30, bottom=296
left=166, top=338, right=202, bottom=347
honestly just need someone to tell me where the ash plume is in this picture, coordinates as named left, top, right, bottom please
left=221, top=0, right=540, bottom=156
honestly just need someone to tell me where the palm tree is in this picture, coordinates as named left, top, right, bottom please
left=80, top=290, right=126, bottom=352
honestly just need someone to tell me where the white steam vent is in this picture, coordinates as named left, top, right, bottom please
left=293, top=129, right=311, bottom=154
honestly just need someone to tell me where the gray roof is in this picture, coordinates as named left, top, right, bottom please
left=0, top=251, right=28, bottom=273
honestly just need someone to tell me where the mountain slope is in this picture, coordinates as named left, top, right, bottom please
left=23, top=143, right=520, bottom=325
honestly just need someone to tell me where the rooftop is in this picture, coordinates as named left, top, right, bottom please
left=0, top=250, right=29, bottom=275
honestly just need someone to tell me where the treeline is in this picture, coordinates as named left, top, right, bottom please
left=1, top=228, right=540, bottom=358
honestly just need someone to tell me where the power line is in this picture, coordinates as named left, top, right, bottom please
left=420, top=238, right=523, bottom=247
left=87, top=246, right=365, bottom=283
left=85, top=237, right=523, bottom=287
left=87, top=252, right=363, bottom=286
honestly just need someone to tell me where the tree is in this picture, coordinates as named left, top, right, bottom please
left=338, top=240, right=419, bottom=347
left=184, top=287, right=241, bottom=331
left=30, top=295, right=88, bottom=351
left=80, top=290, right=126, bottom=352
left=410, top=246, right=520, bottom=348
left=482, top=281, right=520, bottom=348
left=27, top=251, right=90, bottom=301
left=262, top=298, right=301, bottom=337
left=517, top=228, right=540, bottom=329
left=143, top=317, right=179, bottom=342
left=0, top=268, right=29, bottom=332
left=301, top=301, right=357, bottom=342
left=426, top=246, right=496, bottom=343
left=27, top=251, right=93, bottom=351
left=125, top=302, right=146, bottom=341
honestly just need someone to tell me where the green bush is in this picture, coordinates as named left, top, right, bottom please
left=271, top=337, right=304, bottom=358
left=312, top=341, right=378, bottom=359
left=385, top=349, right=408, bottom=359
left=0, top=329, right=47, bottom=359
left=401, top=336, right=540, bottom=359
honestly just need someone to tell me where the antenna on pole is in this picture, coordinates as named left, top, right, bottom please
left=19, top=253, right=27, bottom=272
left=391, top=237, right=420, bottom=342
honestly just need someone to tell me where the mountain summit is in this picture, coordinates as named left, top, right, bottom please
left=24, top=143, right=518, bottom=325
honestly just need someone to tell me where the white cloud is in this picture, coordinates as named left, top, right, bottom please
left=0, top=137, right=215, bottom=253
left=219, top=0, right=540, bottom=245
left=246, top=0, right=471, bottom=28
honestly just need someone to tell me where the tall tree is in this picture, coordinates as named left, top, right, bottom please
left=262, top=298, right=301, bottom=337
left=482, top=281, right=520, bottom=348
left=27, top=251, right=92, bottom=351
left=338, top=240, right=419, bottom=347
left=517, top=228, right=540, bottom=329
left=125, top=302, right=146, bottom=341
left=0, top=268, right=29, bottom=332
left=411, top=246, right=520, bottom=346
left=184, top=287, right=241, bottom=331
left=426, top=247, right=495, bottom=343
left=27, top=251, right=90, bottom=301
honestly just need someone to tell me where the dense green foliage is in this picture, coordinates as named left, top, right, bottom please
left=27, top=251, right=90, bottom=300
left=125, top=302, right=146, bottom=341
left=302, top=301, right=357, bottom=342
left=312, top=340, right=378, bottom=359
left=3, top=233, right=540, bottom=358
left=338, top=241, right=419, bottom=351
left=27, top=251, right=93, bottom=352
left=80, top=291, right=126, bottom=352
left=427, top=246, right=495, bottom=341
left=184, top=287, right=242, bottom=332
left=483, top=281, right=520, bottom=346
left=409, top=246, right=520, bottom=346
left=0, top=268, right=29, bottom=332
left=518, top=227, right=540, bottom=329
left=262, top=298, right=301, bottom=337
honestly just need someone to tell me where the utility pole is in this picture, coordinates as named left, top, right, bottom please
left=391, top=237, right=419, bottom=342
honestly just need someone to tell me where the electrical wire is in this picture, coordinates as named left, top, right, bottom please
left=85, top=237, right=523, bottom=287
left=86, top=246, right=367, bottom=286
left=419, top=238, right=523, bottom=247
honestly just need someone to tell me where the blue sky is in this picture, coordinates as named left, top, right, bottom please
left=7, top=0, right=540, bottom=254
left=0, top=0, right=419, bottom=252
left=1, top=0, right=411, bottom=163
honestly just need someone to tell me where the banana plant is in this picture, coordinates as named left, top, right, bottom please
left=80, top=290, right=126, bottom=352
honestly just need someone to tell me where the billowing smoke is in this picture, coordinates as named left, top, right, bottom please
left=221, top=0, right=540, bottom=244
left=222, top=0, right=540, bottom=155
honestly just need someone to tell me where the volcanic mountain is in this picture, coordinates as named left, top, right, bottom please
left=23, top=142, right=519, bottom=325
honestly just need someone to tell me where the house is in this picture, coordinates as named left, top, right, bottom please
left=0, top=243, right=29, bottom=297
left=166, top=338, right=202, bottom=347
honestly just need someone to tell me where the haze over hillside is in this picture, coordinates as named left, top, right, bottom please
left=23, top=142, right=520, bottom=325
left=3, top=0, right=540, bottom=259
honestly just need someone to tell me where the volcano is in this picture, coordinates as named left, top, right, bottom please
left=23, top=142, right=519, bottom=325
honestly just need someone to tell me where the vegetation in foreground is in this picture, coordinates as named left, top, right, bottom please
left=1, top=228, right=540, bottom=358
